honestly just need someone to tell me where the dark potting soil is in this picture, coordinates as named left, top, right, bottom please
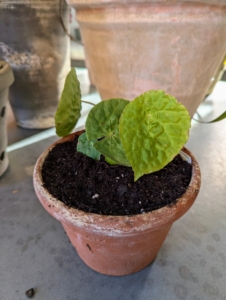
left=42, top=136, right=192, bottom=216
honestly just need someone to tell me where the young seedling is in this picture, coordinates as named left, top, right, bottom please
left=55, top=68, right=191, bottom=181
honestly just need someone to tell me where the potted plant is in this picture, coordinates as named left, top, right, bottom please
left=33, top=69, right=201, bottom=276
left=0, top=60, right=14, bottom=177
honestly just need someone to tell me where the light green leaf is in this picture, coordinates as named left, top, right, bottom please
left=77, top=132, right=101, bottom=160
left=105, top=156, right=118, bottom=165
left=119, top=90, right=191, bottom=181
left=85, top=99, right=131, bottom=166
left=55, top=68, right=82, bottom=137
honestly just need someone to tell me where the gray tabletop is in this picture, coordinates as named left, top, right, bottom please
left=1, top=85, right=226, bottom=300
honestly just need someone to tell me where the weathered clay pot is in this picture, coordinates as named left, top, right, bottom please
left=66, top=0, right=226, bottom=116
left=0, top=0, right=70, bottom=128
left=0, top=61, right=14, bottom=177
left=33, top=131, right=201, bottom=276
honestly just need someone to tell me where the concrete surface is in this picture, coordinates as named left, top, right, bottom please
left=0, top=82, right=226, bottom=300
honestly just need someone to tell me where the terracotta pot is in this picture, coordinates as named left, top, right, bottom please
left=0, top=0, right=70, bottom=128
left=66, top=0, right=226, bottom=116
left=33, top=131, right=201, bottom=276
left=0, top=61, right=14, bottom=177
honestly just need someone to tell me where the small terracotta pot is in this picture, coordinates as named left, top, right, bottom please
left=33, top=131, right=201, bottom=276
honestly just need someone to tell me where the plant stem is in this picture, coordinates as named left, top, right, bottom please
left=81, top=100, right=96, bottom=106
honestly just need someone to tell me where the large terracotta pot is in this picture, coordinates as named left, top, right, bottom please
left=0, top=61, right=14, bottom=177
left=0, top=0, right=70, bottom=128
left=66, top=0, right=226, bottom=116
left=33, top=131, right=201, bottom=276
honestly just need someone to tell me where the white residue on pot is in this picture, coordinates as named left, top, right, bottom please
left=0, top=42, right=40, bottom=69
left=0, top=42, right=55, bottom=79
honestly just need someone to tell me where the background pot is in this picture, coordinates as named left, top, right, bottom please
left=0, top=0, right=70, bottom=129
left=33, top=131, right=201, bottom=276
left=0, top=61, right=14, bottom=176
left=67, top=0, right=226, bottom=116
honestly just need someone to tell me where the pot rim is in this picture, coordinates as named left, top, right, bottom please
left=66, top=0, right=226, bottom=8
left=33, top=130, right=201, bottom=236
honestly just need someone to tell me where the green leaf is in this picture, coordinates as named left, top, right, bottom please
left=119, top=90, right=191, bottom=181
left=85, top=99, right=131, bottom=166
left=55, top=68, right=82, bottom=137
left=77, top=132, right=101, bottom=160
left=105, top=156, right=118, bottom=165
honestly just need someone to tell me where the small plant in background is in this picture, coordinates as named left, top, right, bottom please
left=55, top=68, right=191, bottom=181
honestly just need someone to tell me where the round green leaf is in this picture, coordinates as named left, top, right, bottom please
left=77, top=132, right=101, bottom=161
left=55, top=68, right=82, bottom=137
left=85, top=99, right=131, bottom=166
left=119, top=90, right=191, bottom=181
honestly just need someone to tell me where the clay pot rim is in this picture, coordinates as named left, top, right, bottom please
left=66, top=0, right=226, bottom=8
left=33, top=130, right=201, bottom=236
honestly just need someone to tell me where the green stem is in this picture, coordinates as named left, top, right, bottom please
left=81, top=100, right=96, bottom=106
left=193, top=110, right=226, bottom=123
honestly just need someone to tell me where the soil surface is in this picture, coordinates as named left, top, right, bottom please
left=42, top=136, right=192, bottom=216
